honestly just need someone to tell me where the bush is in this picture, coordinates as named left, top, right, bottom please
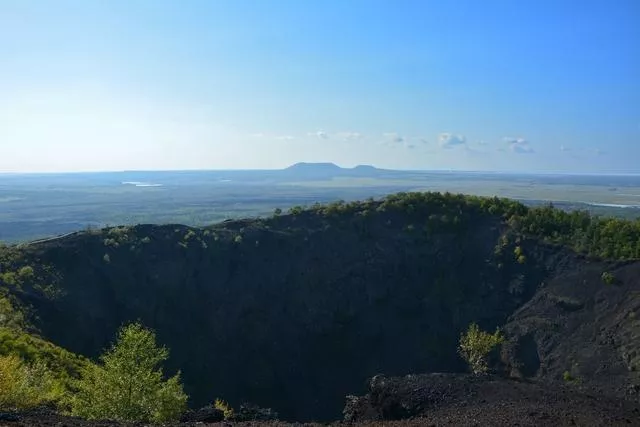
left=562, top=370, right=574, bottom=382
left=288, top=206, right=304, bottom=215
left=0, top=355, right=59, bottom=410
left=70, top=322, right=187, bottom=422
left=0, top=297, right=24, bottom=330
left=458, top=323, right=504, bottom=374
left=214, top=398, right=235, bottom=420
left=601, top=271, right=617, bottom=286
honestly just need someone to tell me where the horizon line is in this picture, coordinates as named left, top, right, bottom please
left=2, top=166, right=640, bottom=177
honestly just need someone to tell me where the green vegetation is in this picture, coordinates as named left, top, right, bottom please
left=0, top=354, right=60, bottom=410
left=0, top=294, right=92, bottom=411
left=514, top=204, right=640, bottom=259
left=103, top=238, right=119, bottom=248
left=288, top=206, right=304, bottom=215
left=0, top=328, right=89, bottom=386
left=0, top=303, right=187, bottom=420
left=299, top=193, right=640, bottom=261
left=214, top=398, right=235, bottom=420
left=563, top=370, right=575, bottom=382
left=71, top=322, right=187, bottom=422
left=459, top=323, right=504, bottom=374
left=0, top=296, right=24, bottom=330
left=601, top=271, right=617, bottom=286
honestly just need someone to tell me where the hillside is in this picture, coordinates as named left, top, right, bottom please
left=1, top=192, right=640, bottom=423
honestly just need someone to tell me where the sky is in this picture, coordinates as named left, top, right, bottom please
left=0, top=0, right=639, bottom=173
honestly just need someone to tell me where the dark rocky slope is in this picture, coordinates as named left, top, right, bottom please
left=1, top=193, right=639, bottom=422
left=343, top=373, right=640, bottom=426
left=500, top=258, right=640, bottom=398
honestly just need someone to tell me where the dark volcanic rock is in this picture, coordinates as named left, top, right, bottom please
left=10, top=215, right=548, bottom=420
left=343, top=373, right=640, bottom=426
left=500, top=260, right=640, bottom=398
left=2, top=197, right=639, bottom=422
left=180, top=405, right=224, bottom=422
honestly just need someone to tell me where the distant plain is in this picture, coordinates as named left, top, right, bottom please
left=1, top=166, right=639, bottom=243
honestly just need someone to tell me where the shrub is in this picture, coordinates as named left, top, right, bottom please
left=601, top=271, right=617, bottom=286
left=0, top=355, right=59, bottom=410
left=214, top=398, right=235, bottom=420
left=103, top=238, right=119, bottom=248
left=0, top=327, right=90, bottom=388
left=288, top=206, right=303, bottom=215
left=17, top=266, right=34, bottom=280
left=70, top=322, right=187, bottom=422
left=562, top=370, right=574, bottom=382
left=0, top=297, right=24, bottom=330
left=458, top=323, right=504, bottom=374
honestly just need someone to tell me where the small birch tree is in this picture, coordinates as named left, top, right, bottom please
left=71, top=322, right=187, bottom=422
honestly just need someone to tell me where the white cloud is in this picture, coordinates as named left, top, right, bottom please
left=335, top=131, right=363, bottom=141
left=503, top=137, right=534, bottom=154
left=438, top=133, right=467, bottom=148
left=308, top=130, right=329, bottom=139
left=275, top=135, right=295, bottom=140
left=559, top=144, right=570, bottom=151
left=249, top=132, right=265, bottom=138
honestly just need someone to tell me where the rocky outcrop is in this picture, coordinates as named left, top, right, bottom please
left=343, top=373, right=640, bottom=425
left=499, top=260, right=640, bottom=400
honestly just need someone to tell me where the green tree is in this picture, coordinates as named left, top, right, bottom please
left=71, top=322, right=187, bottom=422
left=458, top=323, right=504, bottom=374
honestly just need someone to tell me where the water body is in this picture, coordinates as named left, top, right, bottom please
left=583, top=202, right=640, bottom=209
left=121, top=181, right=163, bottom=187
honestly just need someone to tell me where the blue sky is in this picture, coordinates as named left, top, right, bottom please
left=1, top=0, right=638, bottom=173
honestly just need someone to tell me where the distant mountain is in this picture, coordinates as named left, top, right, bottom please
left=285, top=162, right=343, bottom=173
left=350, top=164, right=382, bottom=175
left=282, top=162, right=384, bottom=178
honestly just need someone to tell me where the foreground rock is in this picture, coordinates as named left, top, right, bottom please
left=343, top=373, right=640, bottom=426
